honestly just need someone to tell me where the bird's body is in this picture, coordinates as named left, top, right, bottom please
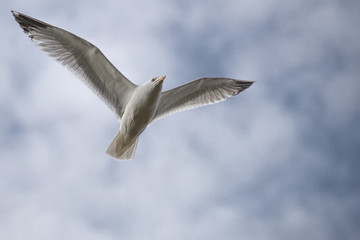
left=12, top=10, right=254, bottom=160
left=106, top=76, right=165, bottom=159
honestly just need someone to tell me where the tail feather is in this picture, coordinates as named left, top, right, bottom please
left=106, top=129, right=139, bottom=160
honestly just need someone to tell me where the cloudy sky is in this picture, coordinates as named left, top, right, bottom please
left=1, top=0, right=360, bottom=239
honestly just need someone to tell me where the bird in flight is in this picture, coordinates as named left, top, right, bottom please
left=11, top=10, right=254, bottom=160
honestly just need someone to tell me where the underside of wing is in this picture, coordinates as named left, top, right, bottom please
left=12, top=11, right=136, bottom=118
left=152, top=78, right=253, bottom=122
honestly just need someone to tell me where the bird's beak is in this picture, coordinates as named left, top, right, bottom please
left=157, top=75, right=166, bottom=83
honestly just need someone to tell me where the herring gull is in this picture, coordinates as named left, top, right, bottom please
left=11, top=10, right=254, bottom=160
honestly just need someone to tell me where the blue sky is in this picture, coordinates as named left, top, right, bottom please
left=1, top=0, right=360, bottom=239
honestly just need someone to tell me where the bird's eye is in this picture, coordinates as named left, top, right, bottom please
left=151, top=78, right=156, bottom=82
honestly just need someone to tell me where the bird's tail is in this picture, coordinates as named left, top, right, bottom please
left=106, top=129, right=139, bottom=160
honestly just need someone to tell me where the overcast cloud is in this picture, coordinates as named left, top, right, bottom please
left=1, top=0, right=360, bottom=239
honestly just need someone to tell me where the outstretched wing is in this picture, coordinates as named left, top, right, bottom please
left=152, top=78, right=253, bottom=122
left=12, top=10, right=136, bottom=118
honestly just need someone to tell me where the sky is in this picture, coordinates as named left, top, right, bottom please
left=1, top=0, right=360, bottom=239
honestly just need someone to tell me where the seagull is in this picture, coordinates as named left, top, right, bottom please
left=11, top=10, right=254, bottom=160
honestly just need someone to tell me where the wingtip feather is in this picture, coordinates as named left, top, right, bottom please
left=11, top=10, right=50, bottom=35
left=11, top=10, right=19, bottom=17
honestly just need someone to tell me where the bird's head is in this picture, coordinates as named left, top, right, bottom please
left=143, top=75, right=166, bottom=93
left=149, top=75, right=166, bottom=86
left=138, top=75, right=165, bottom=101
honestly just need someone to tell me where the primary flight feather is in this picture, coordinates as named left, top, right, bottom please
left=12, top=10, right=253, bottom=160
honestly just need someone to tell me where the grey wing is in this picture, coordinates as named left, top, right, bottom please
left=12, top=11, right=136, bottom=118
left=152, top=78, right=254, bottom=122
